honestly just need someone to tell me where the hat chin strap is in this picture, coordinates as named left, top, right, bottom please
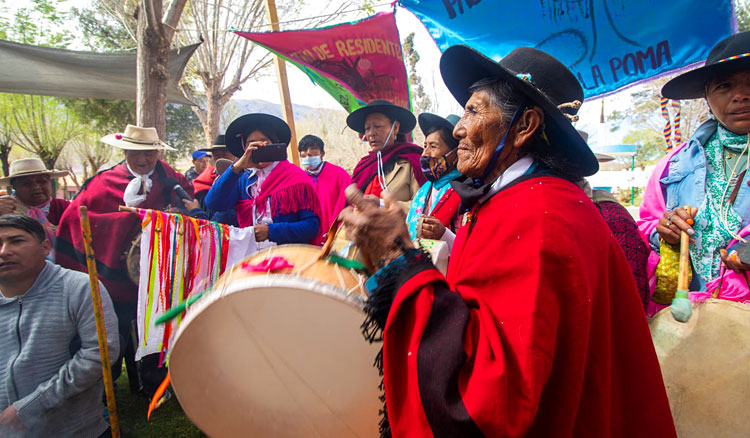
left=475, top=98, right=527, bottom=188
left=376, top=121, right=398, bottom=193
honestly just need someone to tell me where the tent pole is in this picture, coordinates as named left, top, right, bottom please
left=264, top=0, right=300, bottom=167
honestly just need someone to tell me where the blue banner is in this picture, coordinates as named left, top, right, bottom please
left=399, top=0, right=736, bottom=98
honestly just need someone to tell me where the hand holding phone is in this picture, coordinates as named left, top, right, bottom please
left=232, top=139, right=266, bottom=172
left=252, top=143, right=287, bottom=163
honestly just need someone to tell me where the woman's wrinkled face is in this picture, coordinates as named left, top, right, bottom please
left=12, top=174, right=51, bottom=206
left=453, top=89, right=506, bottom=178
left=364, top=113, right=399, bottom=151
left=707, top=70, right=750, bottom=135
left=422, top=131, right=452, bottom=158
left=124, top=150, right=160, bottom=175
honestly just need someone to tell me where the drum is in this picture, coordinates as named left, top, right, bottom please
left=649, top=299, right=750, bottom=437
left=126, top=232, right=141, bottom=285
left=168, top=243, right=381, bottom=438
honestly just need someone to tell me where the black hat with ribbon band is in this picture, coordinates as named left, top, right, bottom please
left=440, top=45, right=598, bottom=177
left=662, top=31, right=750, bottom=100
left=418, top=113, right=461, bottom=149
left=199, top=134, right=229, bottom=152
left=225, top=114, right=292, bottom=158
left=346, top=100, right=417, bottom=134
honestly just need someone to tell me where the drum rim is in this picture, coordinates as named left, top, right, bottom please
left=650, top=297, right=750, bottom=320
left=172, top=274, right=368, bottom=347
left=168, top=274, right=377, bottom=437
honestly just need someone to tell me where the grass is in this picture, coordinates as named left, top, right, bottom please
left=113, top=369, right=205, bottom=438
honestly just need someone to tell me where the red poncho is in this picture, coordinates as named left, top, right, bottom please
left=307, top=162, right=351, bottom=245
left=193, top=165, right=217, bottom=196
left=55, top=161, right=192, bottom=302
left=351, top=142, right=426, bottom=196
left=374, top=176, right=675, bottom=437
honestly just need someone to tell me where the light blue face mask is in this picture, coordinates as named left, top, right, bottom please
left=301, top=155, right=322, bottom=169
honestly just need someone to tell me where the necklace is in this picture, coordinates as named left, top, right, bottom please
left=718, top=135, right=750, bottom=243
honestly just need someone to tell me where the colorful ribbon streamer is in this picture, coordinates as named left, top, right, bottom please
left=661, top=97, right=683, bottom=152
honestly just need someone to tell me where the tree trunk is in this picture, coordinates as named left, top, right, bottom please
left=136, top=3, right=170, bottom=138
left=0, top=143, right=10, bottom=177
left=204, top=85, right=223, bottom=148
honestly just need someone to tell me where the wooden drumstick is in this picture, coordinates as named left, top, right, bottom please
left=671, top=205, right=693, bottom=323
left=320, top=217, right=375, bottom=275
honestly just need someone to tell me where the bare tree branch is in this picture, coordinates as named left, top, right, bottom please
left=164, top=0, right=189, bottom=41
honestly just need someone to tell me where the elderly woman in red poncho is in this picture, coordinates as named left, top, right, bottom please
left=349, top=100, right=426, bottom=205
left=341, top=46, right=676, bottom=437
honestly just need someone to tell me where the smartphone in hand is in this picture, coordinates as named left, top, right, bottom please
left=251, top=143, right=287, bottom=163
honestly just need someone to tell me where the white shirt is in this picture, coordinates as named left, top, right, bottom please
left=123, top=164, right=155, bottom=207
left=478, top=156, right=535, bottom=205
left=247, top=162, right=278, bottom=227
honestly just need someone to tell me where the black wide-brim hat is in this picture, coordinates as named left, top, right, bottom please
left=662, top=31, right=750, bottom=100
left=418, top=113, right=461, bottom=148
left=346, top=100, right=416, bottom=134
left=440, top=45, right=598, bottom=177
left=225, top=114, right=292, bottom=158
left=198, top=134, right=229, bottom=153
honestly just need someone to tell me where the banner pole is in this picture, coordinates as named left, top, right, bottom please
left=79, top=206, right=120, bottom=438
left=264, top=0, right=300, bottom=167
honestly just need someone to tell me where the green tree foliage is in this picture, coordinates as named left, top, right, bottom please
left=0, top=0, right=87, bottom=173
left=737, top=0, right=750, bottom=32
left=4, top=93, right=86, bottom=169
left=621, top=129, right=667, bottom=165
left=62, top=98, right=135, bottom=135
left=607, top=78, right=708, bottom=167
left=66, top=3, right=200, bottom=162
left=0, top=100, right=13, bottom=176
left=403, top=32, right=431, bottom=114
left=1, top=0, right=73, bottom=47
left=164, top=104, right=204, bottom=164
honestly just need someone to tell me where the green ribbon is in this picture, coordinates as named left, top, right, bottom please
left=154, top=290, right=209, bottom=325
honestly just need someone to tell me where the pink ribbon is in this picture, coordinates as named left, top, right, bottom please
left=240, top=256, right=294, bottom=273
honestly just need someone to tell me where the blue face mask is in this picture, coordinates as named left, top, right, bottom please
left=301, top=155, right=322, bottom=169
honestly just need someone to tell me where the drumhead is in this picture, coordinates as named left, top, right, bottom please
left=169, top=275, right=381, bottom=437
left=650, top=299, right=750, bottom=437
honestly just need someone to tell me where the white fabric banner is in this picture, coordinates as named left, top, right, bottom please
left=136, top=217, right=268, bottom=361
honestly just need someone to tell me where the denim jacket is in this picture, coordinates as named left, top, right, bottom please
left=652, top=119, right=750, bottom=288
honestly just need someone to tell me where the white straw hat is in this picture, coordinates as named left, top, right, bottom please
left=0, top=157, right=69, bottom=186
left=101, top=124, right=176, bottom=151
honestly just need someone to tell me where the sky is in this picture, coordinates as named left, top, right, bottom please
left=234, top=2, right=631, bottom=149
left=234, top=3, right=464, bottom=113
left=3, top=0, right=640, bottom=149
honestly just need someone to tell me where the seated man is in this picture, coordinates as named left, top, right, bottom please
left=0, top=215, right=119, bottom=438
left=0, top=158, right=71, bottom=254
left=298, top=134, right=351, bottom=244
left=184, top=150, right=210, bottom=183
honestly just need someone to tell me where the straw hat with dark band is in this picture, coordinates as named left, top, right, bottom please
left=101, top=125, right=175, bottom=151
left=346, top=100, right=416, bottom=134
left=439, top=45, right=598, bottom=177
left=0, top=158, right=69, bottom=186
left=662, top=31, right=750, bottom=100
